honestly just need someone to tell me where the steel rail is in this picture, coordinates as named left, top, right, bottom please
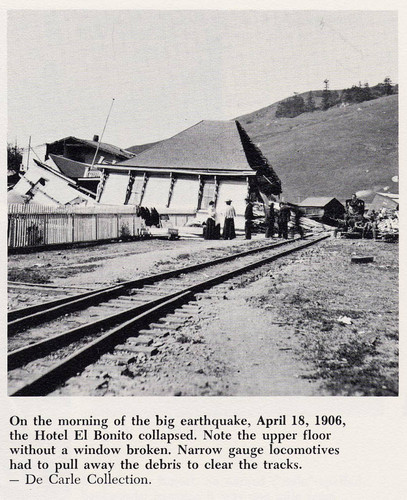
left=9, top=234, right=329, bottom=397
left=8, top=237, right=297, bottom=334
left=10, top=292, right=192, bottom=397
left=10, top=239, right=311, bottom=368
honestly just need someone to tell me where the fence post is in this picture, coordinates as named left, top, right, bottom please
left=44, top=214, right=48, bottom=246
left=71, top=214, right=75, bottom=243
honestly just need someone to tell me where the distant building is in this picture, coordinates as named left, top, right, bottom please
left=298, top=196, right=345, bottom=221
left=96, top=120, right=281, bottom=229
left=370, top=192, right=399, bottom=212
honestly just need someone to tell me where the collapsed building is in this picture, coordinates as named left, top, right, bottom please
left=45, top=135, right=134, bottom=194
left=8, top=159, right=97, bottom=206
left=95, top=120, right=281, bottom=228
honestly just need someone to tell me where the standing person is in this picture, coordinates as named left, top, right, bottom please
left=265, top=201, right=275, bottom=238
left=222, top=199, right=236, bottom=240
left=278, top=202, right=290, bottom=239
left=204, top=201, right=216, bottom=239
left=244, top=197, right=254, bottom=240
left=291, top=206, right=305, bottom=239
left=345, top=193, right=365, bottom=231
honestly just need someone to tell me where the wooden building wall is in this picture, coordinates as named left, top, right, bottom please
left=99, top=170, right=251, bottom=217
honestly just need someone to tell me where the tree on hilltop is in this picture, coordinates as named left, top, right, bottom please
left=275, top=93, right=306, bottom=118
left=321, top=79, right=332, bottom=110
left=342, top=83, right=373, bottom=104
left=305, top=92, right=317, bottom=112
left=384, top=77, right=393, bottom=95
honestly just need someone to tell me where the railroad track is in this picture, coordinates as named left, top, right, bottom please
left=8, top=234, right=329, bottom=396
left=7, top=282, right=96, bottom=301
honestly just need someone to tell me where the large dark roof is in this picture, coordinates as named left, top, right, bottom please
left=117, top=120, right=271, bottom=173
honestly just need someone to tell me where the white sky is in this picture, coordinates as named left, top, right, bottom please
left=8, top=10, right=397, bottom=150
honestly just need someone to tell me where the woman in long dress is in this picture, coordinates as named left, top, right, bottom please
left=222, top=199, right=236, bottom=239
left=204, top=201, right=217, bottom=239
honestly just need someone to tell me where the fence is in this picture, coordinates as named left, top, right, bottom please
left=8, top=204, right=145, bottom=250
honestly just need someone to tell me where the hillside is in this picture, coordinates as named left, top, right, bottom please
left=237, top=94, right=398, bottom=203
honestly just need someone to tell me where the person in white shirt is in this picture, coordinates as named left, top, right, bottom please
left=222, top=199, right=236, bottom=239
left=204, top=201, right=217, bottom=239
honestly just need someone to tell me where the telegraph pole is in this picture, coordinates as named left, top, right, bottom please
left=90, top=98, right=115, bottom=169
left=26, top=136, right=31, bottom=172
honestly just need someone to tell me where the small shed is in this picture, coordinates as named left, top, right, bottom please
left=298, top=197, right=345, bottom=221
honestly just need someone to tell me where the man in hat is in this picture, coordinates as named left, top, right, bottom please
left=244, top=197, right=254, bottom=240
left=290, top=205, right=305, bottom=239
left=265, top=200, right=275, bottom=238
left=223, top=199, right=236, bottom=239
left=278, top=202, right=291, bottom=239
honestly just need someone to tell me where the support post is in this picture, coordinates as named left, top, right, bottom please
left=124, top=171, right=136, bottom=205
left=139, top=173, right=149, bottom=206
left=214, top=176, right=219, bottom=206
left=167, top=173, right=176, bottom=208
left=197, top=175, right=204, bottom=210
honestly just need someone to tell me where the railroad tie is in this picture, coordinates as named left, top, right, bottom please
left=149, top=322, right=181, bottom=331
left=97, top=302, right=127, bottom=309
left=161, top=318, right=187, bottom=325
left=126, top=335, right=154, bottom=346
left=195, top=292, right=223, bottom=300
left=180, top=304, right=201, bottom=311
left=115, top=345, right=159, bottom=357
left=109, top=299, right=139, bottom=306
left=98, top=353, right=133, bottom=365
left=137, top=328, right=167, bottom=336
left=166, top=313, right=193, bottom=320
left=112, top=338, right=154, bottom=352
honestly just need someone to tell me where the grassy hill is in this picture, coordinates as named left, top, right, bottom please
left=237, top=94, right=398, bottom=203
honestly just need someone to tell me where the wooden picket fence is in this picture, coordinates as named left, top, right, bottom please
left=8, top=204, right=145, bottom=250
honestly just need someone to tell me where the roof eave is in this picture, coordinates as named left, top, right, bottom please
left=97, top=165, right=256, bottom=176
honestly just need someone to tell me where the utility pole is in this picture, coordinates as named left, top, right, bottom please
left=25, top=136, right=31, bottom=172
left=91, top=98, right=115, bottom=170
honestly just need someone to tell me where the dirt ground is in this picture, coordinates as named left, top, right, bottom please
left=7, top=236, right=269, bottom=309
left=8, top=236, right=269, bottom=287
left=9, top=235, right=398, bottom=397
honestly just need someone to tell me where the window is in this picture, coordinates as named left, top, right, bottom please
left=200, top=180, right=215, bottom=209
left=128, top=174, right=146, bottom=205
